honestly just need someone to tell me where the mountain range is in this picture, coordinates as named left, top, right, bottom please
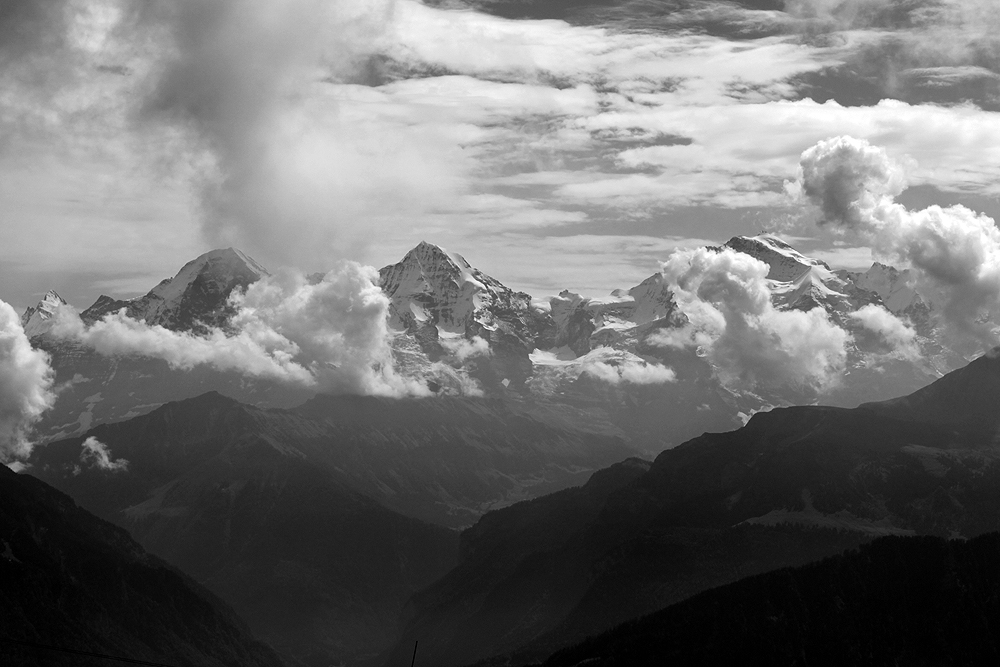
left=25, top=387, right=639, bottom=665
left=21, top=346, right=1000, bottom=666
left=384, top=349, right=1000, bottom=666
left=13, top=234, right=994, bottom=666
left=22, top=234, right=966, bottom=454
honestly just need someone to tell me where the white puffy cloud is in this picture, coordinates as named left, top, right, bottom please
left=654, top=247, right=850, bottom=391
left=51, top=302, right=316, bottom=385
left=51, top=263, right=442, bottom=397
left=798, top=135, right=908, bottom=229
left=799, top=135, right=1000, bottom=348
left=79, top=436, right=128, bottom=472
left=0, top=300, right=55, bottom=465
left=848, top=303, right=920, bottom=360
left=232, top=264, right=428, bottom=396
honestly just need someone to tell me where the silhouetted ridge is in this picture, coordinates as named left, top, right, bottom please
left=0, top=465, right=283, bottom=667
left=541, top=533, right=1000, bottom=667
left=388, top=352, right=1000, bottom=667
left=862, top=348, right=1000, bottom=434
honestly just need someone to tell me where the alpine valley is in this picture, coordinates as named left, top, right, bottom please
left=12, top=236, right=1000, bottom=667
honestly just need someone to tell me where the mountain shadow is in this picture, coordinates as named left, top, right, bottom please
left=28, top=392, right=467, bottom=667
left=540, top=532, right=1000, bottom=667
left=386, top=350, right=1000, bottom=667
left=0, top=463, right=284, bottom=667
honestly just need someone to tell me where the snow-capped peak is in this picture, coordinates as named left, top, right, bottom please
left=21, top=290, right=68, bottom=338
left=724, top=235, right=831, bottom=283
left=81, top=248, right=269, bottom=331
left=842, top=262, right=921, bottom=314
left=379, top=241, right=515, bottom=333
left=145, top=248, right=269, bottom=310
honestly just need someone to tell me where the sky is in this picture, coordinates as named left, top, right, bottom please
left=3, top=0, right=1000, bottom=314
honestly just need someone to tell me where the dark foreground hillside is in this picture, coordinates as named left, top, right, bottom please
left=389, top=351, right=1000, bottom=667
left=541, top=533, right=1000, bottom=667
left=0, top=464, right=284, bottom=667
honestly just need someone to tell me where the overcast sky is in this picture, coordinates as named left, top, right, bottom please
left=3, top=0, right=1000, bottom=313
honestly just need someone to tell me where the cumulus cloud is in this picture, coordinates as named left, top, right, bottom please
left=0, top=300, right=55, bottom=465
left=849, top=303, right=920, bottom=360
left=799, top=135, right=1000, bottom=348
left=232, top=263, right=427, bottom=395
left=798, top=135, right=908, bottom=229
left=653, top=247, right=850, bottom=391
left=52, top=263, right=440, bottom=397
left=79, top=436, right=128, bottom=472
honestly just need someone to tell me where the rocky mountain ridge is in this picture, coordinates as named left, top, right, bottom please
left=26, top=388, right=638, bottom=665
left=19, top=234, right=966, bottom=452
left=79, top=247, right=268, bottom=332
left=20, top=289, right=67, bottom=338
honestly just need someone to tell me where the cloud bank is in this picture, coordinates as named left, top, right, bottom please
left=799, top=135, right=1000, bottom=348
left=0, top=300, right=55, bottom=465
left=654, top=246, right=849, bottom=391
left=52, top=263, right=439, bottom=397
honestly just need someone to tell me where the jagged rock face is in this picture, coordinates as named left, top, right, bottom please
left=379, top=241, right=553, bottom=388
left=81, top=247, right=268, bottom=332
left=548, top=291, right=598, bottom=355
left=838, top=262, right=932, bottom=336
left=725, top=235, right=828, bottom=282
left=380, top=241, right=536, bottom=334
left=23, top=249, right=297, bottom=443
left=17, top=237, right=969, bottom=454
left=843, top=262, right=922, bottom=314
left=725, top=235, right=931, bottom=333
left=723, top=235, right=860, bottom=321
left=545, top=273, right=681, bottom=354
left=20, top=290, right=67, bottom=338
